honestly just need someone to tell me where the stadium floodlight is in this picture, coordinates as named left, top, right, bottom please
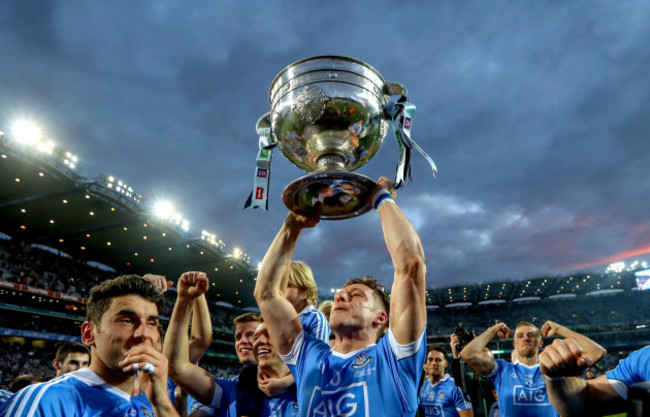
left=12, top=120, right=41, bottom=145
left=153, top=200, right=175, bottom=219
left=233, top=248, right=242, bottom=258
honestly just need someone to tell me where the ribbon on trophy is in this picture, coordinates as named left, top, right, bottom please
left=385, top=96, right=438, bottom=189
left=244, top=113, right=275, bottom=210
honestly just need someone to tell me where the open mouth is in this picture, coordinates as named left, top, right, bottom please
left=257, top=348, right=272, bottom=357
left=239, top=347, right=252, bottom=355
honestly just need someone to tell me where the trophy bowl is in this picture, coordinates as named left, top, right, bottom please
left=268, top=56, right=404, bottom=220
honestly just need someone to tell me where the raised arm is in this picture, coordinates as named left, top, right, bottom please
left=541, top=320, right=606, bottom=363
left=254, top=212, right=318, bottom=355
left=540, top=338, right=623, bottom=416
left=163, top=272, right=216, bottom=405
left=188, top=294, right=213, bottom=364
left=460, top=322, right=509, bottom=376
left=374, top=178, right=427, bottom=345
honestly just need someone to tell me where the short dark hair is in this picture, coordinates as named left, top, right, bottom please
left=428, top=345, right=448, bottom=358
left=233, top=312, right=262, bottom=327
left=55, top=342, right=90, bottom=363
left=87, top=275, right=164, bottom=326
left=344, top=276, right=390, bottom=314
left=9, top=375, right=41, bottom=392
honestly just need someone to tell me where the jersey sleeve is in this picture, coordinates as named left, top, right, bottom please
left=606, top=346, right=650, bottom=399
left=451, top=382, right=472, bottom=411
left=299, top=308, right=331, bottom=343
left=382, top=328, right=427, bottom=415
left=280, top=329, right=329, bottom=385
left=0, top=382, right=79, bottom=416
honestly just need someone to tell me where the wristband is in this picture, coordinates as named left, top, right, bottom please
left=372, top=190, right=393, bottom=210
left=545, top=375, right=566, bottom=382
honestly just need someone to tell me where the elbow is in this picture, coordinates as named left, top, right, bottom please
left=395, top=254, right=426, bottom=282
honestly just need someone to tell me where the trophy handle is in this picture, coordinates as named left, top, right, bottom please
left=384, top=81, right=408, bottom=97
left=256, top=112, right=272, bottom=136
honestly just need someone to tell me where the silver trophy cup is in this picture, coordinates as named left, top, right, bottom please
left=249, top=56, right=435, bottom=220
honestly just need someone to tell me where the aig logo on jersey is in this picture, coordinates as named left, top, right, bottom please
left=513, top=385, right=549, bottom=405
left=308, top=382, right=369, bottom=417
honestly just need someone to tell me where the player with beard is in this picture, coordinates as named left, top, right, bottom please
left=419, top=346, right=473, bottom=417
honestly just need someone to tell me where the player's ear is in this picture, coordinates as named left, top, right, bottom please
left=538, top=338, right=544, bottom=348
left=374, top=311, right=388, bottom=326
left=52, top=359, right=60, bottom=371
left=81, top=321, right=96, bottom=347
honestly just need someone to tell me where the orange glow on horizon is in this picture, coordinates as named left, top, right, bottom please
left=567, top=244, right=650, bottom=270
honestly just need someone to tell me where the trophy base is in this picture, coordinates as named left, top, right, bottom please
left=282, top=172, right=376, bottom=220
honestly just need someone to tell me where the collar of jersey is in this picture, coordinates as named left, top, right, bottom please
left=331, top=344, right=377, bottom=359
left=513, top=361, right=540, bottom=370
left=430, top=373, right=450, bottom=387
left=298, top=304, right=317, bottom=316
left=68, top=368, right=132, bottom=401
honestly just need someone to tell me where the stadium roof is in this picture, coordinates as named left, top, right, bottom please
left=1, top=135, right=258, bottom=307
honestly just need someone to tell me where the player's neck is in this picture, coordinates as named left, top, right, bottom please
left=518, top=353, right=539, bottom=367
left=89, top=361, right=134, bottom=394
left=258, top=363, right=290, bottom=380
left=292, top=299, right=308, bottom=314
left=331, top=329, right=376, bottom=354
left=429, top=373, right=444, bottom=385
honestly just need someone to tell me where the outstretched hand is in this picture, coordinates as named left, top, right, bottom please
left=374, top=177, right=397, bottom=199
left=539, top=338, right=593, bottom=378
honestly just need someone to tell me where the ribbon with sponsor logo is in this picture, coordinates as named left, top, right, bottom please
left=385, top=96, right=438, bottom=189
left=244, top=113, right=275, bottom=210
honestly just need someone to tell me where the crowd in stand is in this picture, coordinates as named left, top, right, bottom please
left=1, top=215, right=650, bottom=417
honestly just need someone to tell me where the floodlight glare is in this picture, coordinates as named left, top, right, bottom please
left=153, top=201, right=175, bottom=219
left=12, top=120, right=41, bottom=145
left=233, top=248, right=242, bottom=258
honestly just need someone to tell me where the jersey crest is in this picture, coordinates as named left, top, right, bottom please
left=352, top=353, right=372, bottom=370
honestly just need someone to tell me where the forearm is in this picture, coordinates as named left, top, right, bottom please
left=254, top=217, right=302, bottom=301
left=189, top=295, right=213, bottom=363
left=379, top=200, right=427, bottom=342
left=546, top=377, right=589, bottom=417
left=254, top=215, right=305, bottom=355
left=460, top=326, right=496, bottom=375
left=556, top=326, right=606, bottom=363
left=163, top=298, right=193, bottom=376
left=378, top=200, right=425, bottom=272
left=152, top=398, right=181, bottom=417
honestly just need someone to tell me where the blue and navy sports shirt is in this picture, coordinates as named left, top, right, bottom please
left=298, top=304, right=330, bottom=343
left=419, top=373, right=472, bottom=417
left=606, top=345, right=650, bottom=400
left=486, top=359, right=558, bottom=417
left=0, top=368, right=154, bottom=417
left=281, top=328, right=426, bottom=417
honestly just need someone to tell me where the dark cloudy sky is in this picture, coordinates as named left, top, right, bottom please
left=1, top=1, right=649, bottom=292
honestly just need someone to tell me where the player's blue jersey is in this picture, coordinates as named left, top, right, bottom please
left=195, top=376, right=238, bottom=417
left=282, top=328, right=426, bottom=417
left=606, top=345, right=650, bottom=400
left=0, top=389, right=13, bottom=405
left=262, top=387, right=300, bottom=417
left=419, top=374, right=471, bottom=417
left=0, top=368, right=154, bottom=416
left=487, top=359, right=558, bottom=417
left=299, top=304, right=330, bottom=343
